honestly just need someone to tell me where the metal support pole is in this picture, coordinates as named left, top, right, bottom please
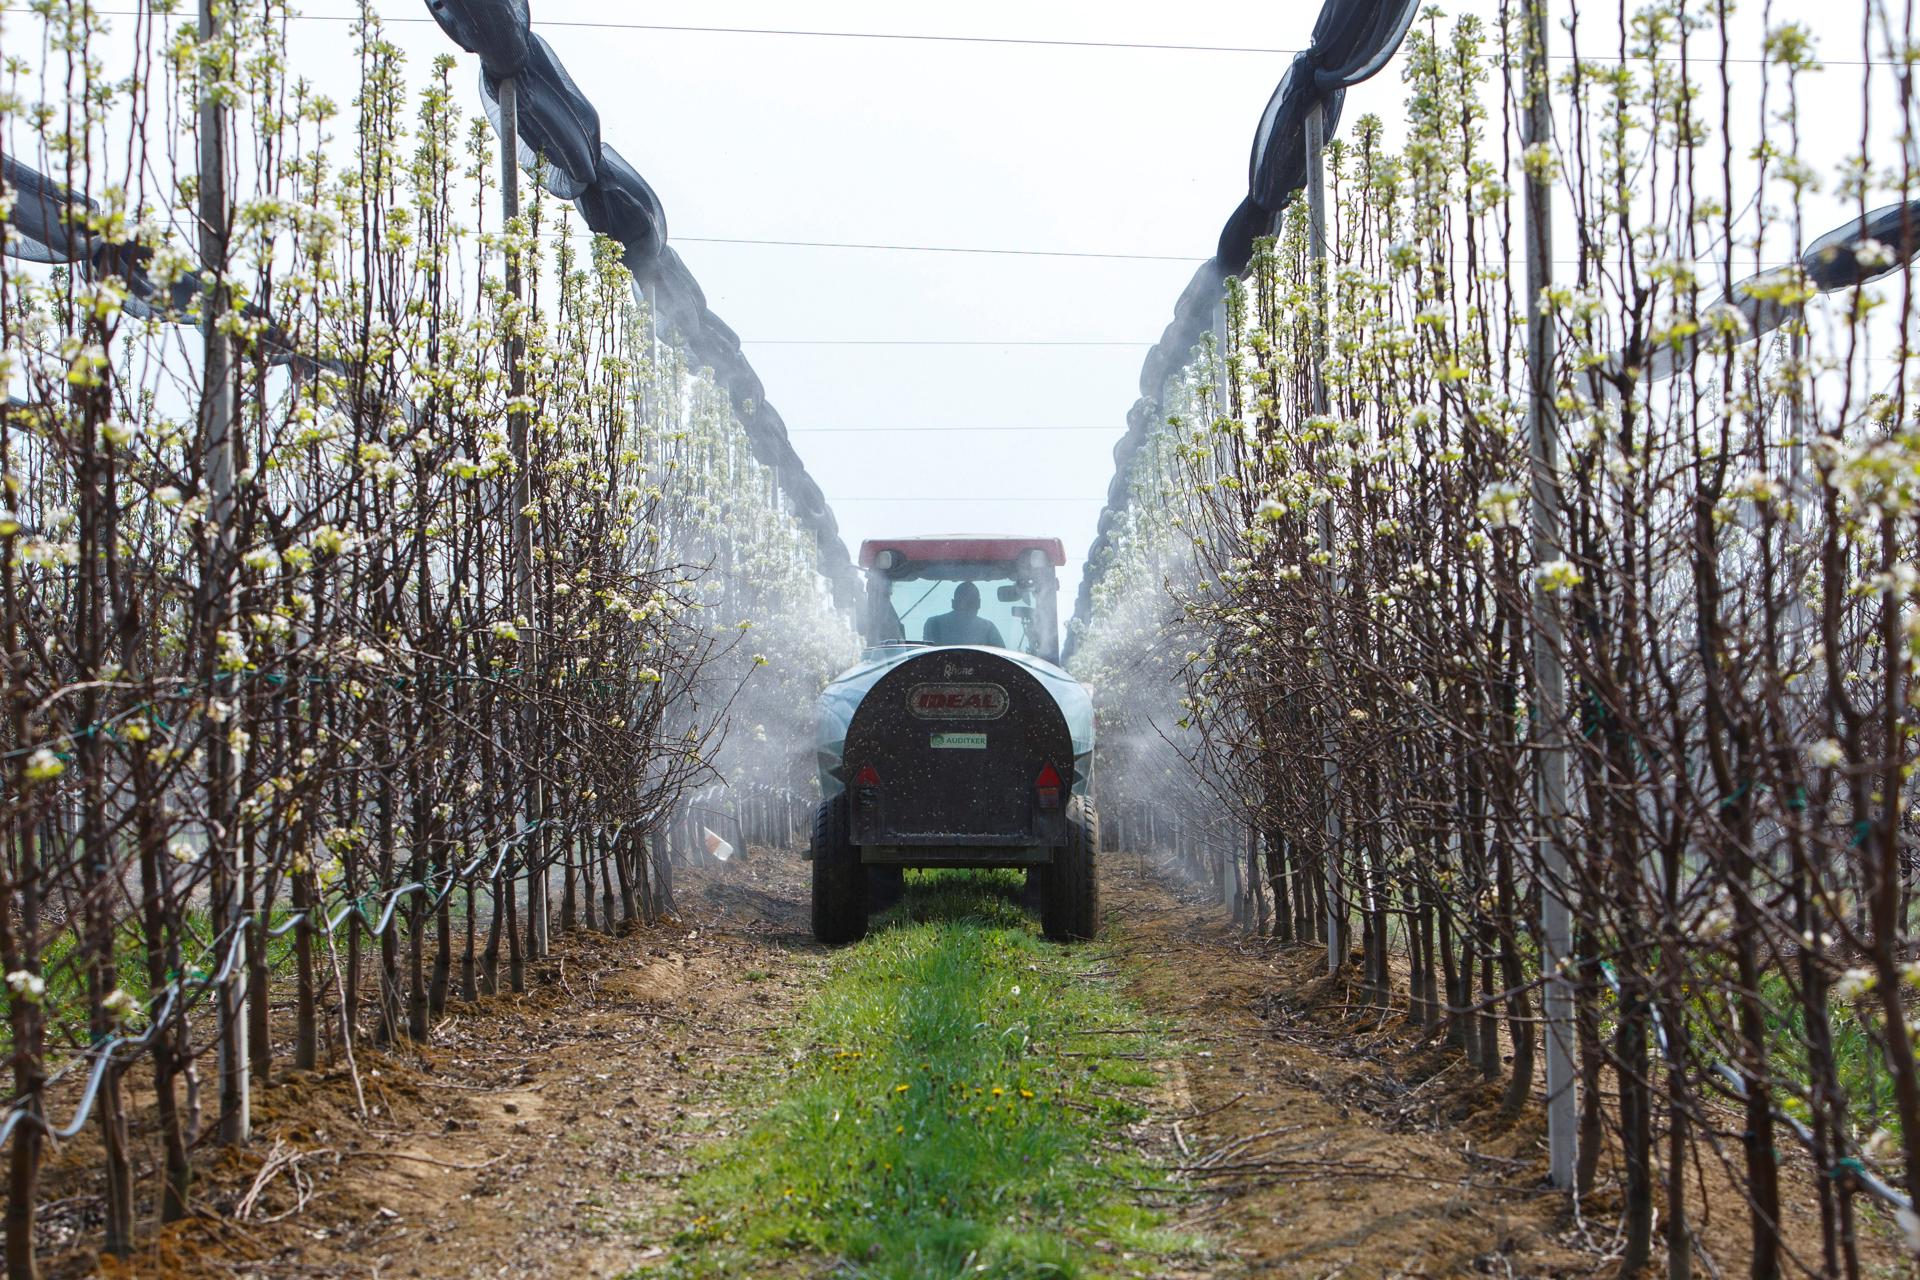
left=499, top=76, right=548, bottom=963
left=1521, top=0, right=1576, bottom=1194
left=1306, top=101, right=1346, bottom=973
left=1212, top=296, right=1231, bottom=429
left=199, top=0, right=248, bottom=1149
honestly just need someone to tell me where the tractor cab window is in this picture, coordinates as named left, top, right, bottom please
left=921, top=580, right=1005, bottom=648
left=882, top=566, right=1052, bottom=659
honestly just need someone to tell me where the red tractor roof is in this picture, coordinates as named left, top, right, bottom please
left=858, top=535, right=1067, bottom=568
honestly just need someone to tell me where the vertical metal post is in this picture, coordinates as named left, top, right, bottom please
left=1207, top=293, right=1236, bottom=504
left=1305, top=100, right=1345, bottom=972
left=1211, top=295, right=1231, bottom=495
left=1212, top=298, right=1230, bottom=420
left=199, top=0, right=248, bottom=1148
left=1521, top=0, right=1576, bottom=1194
left=499, top=76, right=548, bottom=961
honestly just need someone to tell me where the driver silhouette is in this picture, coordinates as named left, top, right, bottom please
left=923, top=581, right=1006, bottom=648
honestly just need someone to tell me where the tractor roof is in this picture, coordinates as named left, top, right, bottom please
left=857, top=535, right=1067, bottom=568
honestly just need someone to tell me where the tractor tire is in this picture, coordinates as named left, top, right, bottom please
left=811, top=796, right=868, bottom=945
left=867, top=865, right=905, bottom=913
left=1041, top=798, right=1099, bottom=942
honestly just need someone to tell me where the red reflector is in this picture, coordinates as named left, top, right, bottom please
left=853, top=765, right=881, bottom=787
left=1036, top=762, right=1062, bottom=810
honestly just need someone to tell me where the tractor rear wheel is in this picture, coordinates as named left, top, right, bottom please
left=811, top=796, right=867, bottom=945
left=1041, top=798, right=1099, bottom=942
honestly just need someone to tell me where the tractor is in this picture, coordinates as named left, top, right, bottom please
left=808, top=536, right=1098, bottom=944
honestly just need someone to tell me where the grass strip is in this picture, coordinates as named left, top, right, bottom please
left=662, top=871, right=1192, bottom=1279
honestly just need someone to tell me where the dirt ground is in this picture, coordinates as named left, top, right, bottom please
left=1103, top=859, right=1577, bottom=1279
left=31, top=849, right=1916, bottom=1278
left=1104, top=857, right=1913, bottom=1279
left=43, top=856, right=818, bottom=1280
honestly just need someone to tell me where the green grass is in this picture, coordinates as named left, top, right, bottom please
left=1600, top=964, right=1907, bottom=1154
left=1758, top=970, right=1902, bottom=1144
left=659, top=871, right=1194, bottom=1279
left=0, top=905, right=305, bottom=1058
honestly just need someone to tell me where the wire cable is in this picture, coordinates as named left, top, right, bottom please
left=790, top=424, right=1120, bottom=433
left=17, top=9, right=1908, bottom=66
left=674, top=235, right=1207, bottom=262
left=743, top=338, right=1153, bottom=346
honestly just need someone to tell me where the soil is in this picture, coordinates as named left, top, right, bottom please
left=40, top=855, right=819, bottom=1280
left=29, top=849, right=1917, bottom=1278
left=1105, top=858, right=1914, bottom=1279
left=1105, top=860, right=1580, bottom=1279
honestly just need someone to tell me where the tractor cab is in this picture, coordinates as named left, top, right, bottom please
left=858, top=535, right=1066, bottom=665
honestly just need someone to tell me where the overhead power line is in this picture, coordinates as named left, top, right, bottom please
left=24, top=9, right=1913, bottom=66
left=511, top=19, right=1299, bottom=55
left=585, top=228, right=1823, bottom=271
left=675, top=235, right=1206, bottom=262
left=744, top=339, right=1153, bottom=347
left=1, top=6, right=1298, bottom=51
left=791, top=425, right=1119, bottom=433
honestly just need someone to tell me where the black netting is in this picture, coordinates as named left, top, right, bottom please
left=3, top=154, right=93, bottom=262
left=1216, top=198, right=1274, bottom=276
left=700, top=310, right=743, bottom=353
left=647, top=248, right=708, bottom=341
left=479, top=35, right=601, bottom=198
left=1244, top=0, right=1417, bottom=215
left=747, top=399, right=785, bottom=438
left=726, top=366, right=766, bottom=413
left=84, top=240, right=204, bottom=320
left=1631, top=200, right=1920, bottom=383
left=423, top=0, right=530, bottom=76
left=782, top=468, right=828, bottom=521
left=764, top=434, right=802, bottom=481
left=1078, top=0, right=1421, bottom=625
left=1803, top=198, right=1920, bottom=290
left=577, top=145, right=665, bottom=261
left=1249, top=62, right=1330, bottom=213
left=1139, top=266, right=1218, bottom=401
left=1308, top=0, right=1424, bottom=90
left=425, top=1, right=859, bottom=582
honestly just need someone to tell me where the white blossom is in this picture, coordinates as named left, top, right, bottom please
left=1834, top=967, right=1877, bottom=1001
left=23, top=748, right=64, bottom=783
left=1535, top=560, right=1584, bottom=593
left=1476, top=480, right=1527, bottom=529
left=6, top=971, right=46, bottom=1003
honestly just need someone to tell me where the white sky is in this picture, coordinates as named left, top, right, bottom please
left=193, top=0, right=1383, bottom=611
left=8, top=0, right=1908, bottom=609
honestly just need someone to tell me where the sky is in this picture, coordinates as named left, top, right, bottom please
left=175, top=0, right=1377, bottom=610
left=7, top=0, right=1905, bottom=612
left=496, top=0, right=1331, bottom=611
